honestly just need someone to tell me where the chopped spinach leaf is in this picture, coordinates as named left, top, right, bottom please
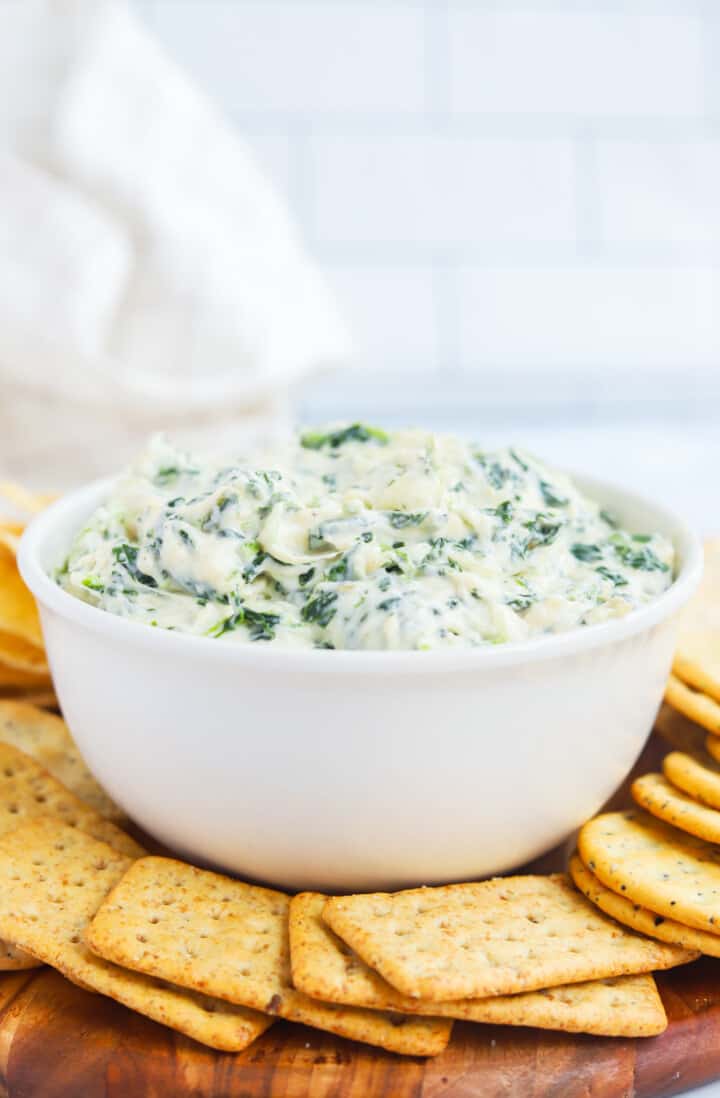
left=539, top=481, right=568, bottom=508
left=523, top=516, right=562, bottom=552
left=507, top=595, right=533, bottom=612
left=209, top=606, right=281, bottom=641
left=611, top=537, right=669, bottom=573
left=301, top=590, right=339, bottom=627
left=509, top=448, right=529, bottom=472
left=112, top=544, right=157, bottom=588
left=571, top=543, right=603, bottom=563
left=388, top=511, right=427, bottom=529
left=488, top=500, right=513, bottom=524
left=327, top=557, right=349, bottom=582
left=301, top=423, right=389, bottom=450
left=595, top=566, right=628, bottom=587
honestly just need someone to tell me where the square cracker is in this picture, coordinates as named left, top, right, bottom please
left=0, top=701, right=124, bottom=821
left=0, top=818, right=272, bottom=1051
left=0, top=742, right=142, bottom=858
left=322, top=873, right=695, bottom=1002
left=86, top=857, right=452, bottom=1056
left=289, top=892, right=667, bottom=1037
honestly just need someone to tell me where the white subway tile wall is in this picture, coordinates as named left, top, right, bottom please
left=140, top=0, right=720, bottom=423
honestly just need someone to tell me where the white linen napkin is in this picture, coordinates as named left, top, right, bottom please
left=0, top=0, right=348, bottom=487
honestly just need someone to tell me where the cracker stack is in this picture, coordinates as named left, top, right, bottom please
left=664, top=539, right=720, bottom=736
left=574, top=539, right=720, bottom=958
left=0, top=483, right=56, bottom=709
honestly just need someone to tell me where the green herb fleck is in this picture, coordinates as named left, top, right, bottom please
left=301, top=423, right=389, bottom=450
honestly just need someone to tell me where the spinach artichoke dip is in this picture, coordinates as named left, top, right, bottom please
left=59, top=425, right=674, bottom=651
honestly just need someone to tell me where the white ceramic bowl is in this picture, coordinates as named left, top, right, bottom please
left=19, top=474, right=702, bottom=892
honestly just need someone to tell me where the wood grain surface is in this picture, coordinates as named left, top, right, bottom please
left=0, top=723, right=718, bottom=1098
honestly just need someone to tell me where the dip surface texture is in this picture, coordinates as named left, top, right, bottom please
left=58, top=426, right=674, bottom=650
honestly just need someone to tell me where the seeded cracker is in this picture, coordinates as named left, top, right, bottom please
left=86, top=857, right=452, bottom=1055
left=570, top=854, right=714, bottom=957
left=655, top=703, right=710, bottom=759
left=632, top=772, right=720, bottom=844
left=0, top=701, right=123, bottom=821
left=0, top=819, right=271, bottom=1050
left=0, top=741, right=142, bottom=857
left=289, top=891, right=667, bottom=1037
left=321, top=874, right=693, bottom=1002
left=672, top=539, right=720, bottom=702
left=665, top=675, right=720, bottom=736
left=579, top=809, right=720, bottom=934
left=663, top=751, right=720, bottom=811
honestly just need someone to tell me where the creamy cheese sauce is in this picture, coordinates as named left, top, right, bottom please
left=58, top=425, right=675, bottom=650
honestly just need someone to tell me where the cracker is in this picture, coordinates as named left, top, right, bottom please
left=663, top=751, right=720, bottom=811
left=0, top=529, right=20, bottom=556
left=0, top=941, right=41, bottom=971
left=0, top=631, right=48, bottom=675
left=0, top=742, right=142, bottom=857
left=0, top=482, right=54, bottom=514
left=672, top=539, right=720, bottom=702
left=321, top=874, right=694, bottom=1002
left=289, top=892, right=667, bottom=1037
left=578, top=809, right=720, bottom=934
left=707, top=734, right=720, bottom=765
left=3, top=689, right=58, bottom=710
left=0, top=819, right=271, bottom=1051
left=674, top=631, right=720, bottom=705
left=0, top=665, right=51, bottom=690
left=86, top=858, right=452, bottom=1056
left=570, top=853, right=719, bottom=957
left=665, top=674, right=720, bottom=736
left=632, top=772, right=720, bottom=844
left=0, top=701, right=123, bottom=821
left=0, top=548, right=44, bottom=649
left=655, top=703, right=709, bottom=759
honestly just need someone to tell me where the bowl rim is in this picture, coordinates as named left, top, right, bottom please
left=18, top=471, right=704, bottom=675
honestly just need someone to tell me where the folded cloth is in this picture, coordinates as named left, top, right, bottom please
left=0, top=0, right=348, bottom=486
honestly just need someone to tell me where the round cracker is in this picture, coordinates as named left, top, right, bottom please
left=570, top=853, right=720, bottom=957
left=0, top=482, right=53, bottom=514
left=707, top=735, right=720, bottom=765
left=674, top=632, right=720, bottom=705
left=654, top=703, right=709, bottom=759
left=665, top=674, right=720, bottom=736
left=0, top=632, right=48, bottom=675
left=578, top=809, right=720, bottom=934
left=663, top=751, right=720, bottom=811
left=632, top=772, right=720, bottom=844
left=0, top=664, right=51, bottom=689
left=0, top=549, right=43, bottom=648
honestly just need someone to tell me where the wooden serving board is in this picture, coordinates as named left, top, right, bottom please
left=1, top=724, right=719, bottom=1098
